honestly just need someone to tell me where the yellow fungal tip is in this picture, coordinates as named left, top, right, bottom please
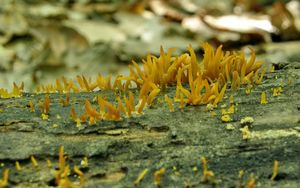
left=31, top=156, right=38, bottom=168
left=260, top=91, right=268, bottom=104
left=154, top=168, right=166, bottom=186
left=270, top=160, right=278, bottom=181
left=41, top=113, right=49, bottom=120
left=221, top=115, right=232, bottom=122
left=134, top=169, right=148, bottom=186
left=15, top=161, right=22, bottom=171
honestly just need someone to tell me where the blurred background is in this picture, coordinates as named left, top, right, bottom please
left=0, top=0, right=299, bottom=91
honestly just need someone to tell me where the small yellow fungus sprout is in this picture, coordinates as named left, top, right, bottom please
left=70, top=107, right=82, bottom=127
left=15, top=161, right=22, bottom=171
left=55, top=146, right=77, bottom=187
left=28, top=100, right=35, bottom=112
left=201, top=157, right=215, bottom=184
left=270, top=65, right=275, bottom=73
left=31, top=156, right=38, bottom=168
left=60, top=94, right=70, bottom=107
left=74, top=166, right=85, bottom=187
left=41, top=113, right=49, bottom=120
left=206, top=104, right=215, bottom=111
left=95, top=74, right=112, bottom=90
left=81, top=157, right=88, bottom=167
left=153, top=167, right=166, bottom=187
left=137, top=96, right=147, bottom=114
left=236, top=170, right=245, bottom=188
left=192, top=166, right=198, bottom=172
left=124, top=91, right=136, bottom=117
left=210, top=111, right=217, bottom=117
left=255, top=68, right=266, bottom=85
left=12, top=82, right=24, bottom=97
left=272, top=87, right=282, bottom=97
left=245, top=174, right=255, bottom=188
left=52, top=124, right=59, bottom=128
left=70, top=107, right=77, bottom=120
left=47, top=159, right=52, bottom=168
left=164, top=95, right=174, bottom=112
left=59, top=146, right=65, bottom=170
left=240, top=126, right=251, bottom=140
left=134, top=169, right=148, bottom=186
left=0, top=169, right=9, bottom=188
left=55, top=79, right=64, bottom=93
left=172, top=166, right=181, bottom=176
left=245, top=85, right=252, bottom=95
left=260, top=91, right=268, bottom=104
left=147, top=88, right=160, bottom=105
left=222, top=105, right=235, bottom=115
left=98, top=96, right=122, bottom=120
left=179, top=93, right=186, bottom=110
left=56, top=165, right=74, bottom=188
left=226, top=124, right=235, bottom=130
left=85, top=100, right=101, bottom=124
left=270, top=160, right=278, bottom=181
left=240, top=117, right=254, bottom=126
left=41, top=95, right=50, bottom=115
left=221, top=115, right=232, bottom=122
left=76, top=75, right=92, bottom=92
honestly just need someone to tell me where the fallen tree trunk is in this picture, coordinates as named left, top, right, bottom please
left=0, top=62, right=299, bottom=188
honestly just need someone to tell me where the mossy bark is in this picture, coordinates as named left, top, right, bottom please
left=0, top=62, right=299, bottom=188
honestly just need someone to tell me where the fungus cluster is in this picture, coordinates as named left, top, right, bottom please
left=0, top=82, right=23, bottom=98
left=0, top=43, right=268, bottom=126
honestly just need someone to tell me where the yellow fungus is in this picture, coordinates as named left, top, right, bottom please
left=270, top=160, right=278, bottom=181
left=240, top=126, right=251, bottom=140
left=60, top=94, right=70, bottom=107
left=41, top=95, right=50, bottom=115
left=134, top=169, right=148, bottom=186
left=221, top=115, right=232, bottom=122
left=201, top=157, right=215, bottom=184
left=0, top=169, right=9, bottom=188
left=210, top=111, right=217, bottom=117
left=74, top=166, right=85, bottom=187
left=192, top=166, right=198, bottom=172
left=226, top=124, right=235, bottom=130
left=240, top=117, right=254, bottom=126
left=206, top=104, right=215, bottom=111
left=81, top=157, right=88, bottom=167
left=272, top=87, right=282, bottom=97
left=172, top=166, right=181, bottom=176
left=15, top=161, right=22, bottom=171
left=154, top=168, right=166, bottom=187
left=237, top=170, right=245, bottom=188
left=28, top=100, right=35, bottom=112
left=59, top=146, right=65, bottom=170
left=147, top=88, right=160, bottom=105
left=245, top=174, right=255, bottom=188
left=31, top=156, right=38, bottom=168
left=52, top=124, right=59, bottom=128
left=41, top=113, right=49, bottom=120
left=260, top=91, right=268, bottom=104
left=164, top=95, right=174, bottom=112
left=47, top=159, right=52, bottom=168
left=137, top=96, right=147, bottom=114
left=245, top=85, right=252, bottom=95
